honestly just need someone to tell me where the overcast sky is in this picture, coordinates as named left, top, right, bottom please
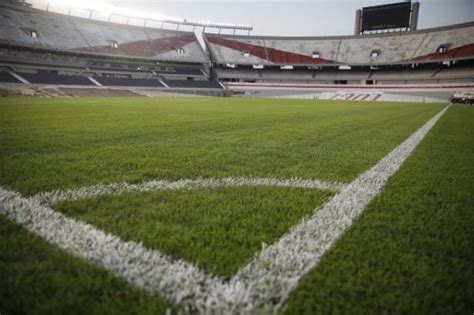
left=35, top=0, right=474, bottom=36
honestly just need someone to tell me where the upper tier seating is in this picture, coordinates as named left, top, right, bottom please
left=0, top=3, right=208, bottom=63
left=205, top=22, right=474, bottom=66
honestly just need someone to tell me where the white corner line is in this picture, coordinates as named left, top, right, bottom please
left=32, top=177, right=347, bottom=206
left=0, top=187, right=225, bottom=311
left=0, top=105, right=450, bottom=314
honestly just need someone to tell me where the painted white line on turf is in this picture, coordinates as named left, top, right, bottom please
left=228, top=104, right=451, bottom=313
left=0, top=188, right=225, bottom=313
left=0, top=105, right=450, bottom=314
left=33, top=177, right=347, bottom=206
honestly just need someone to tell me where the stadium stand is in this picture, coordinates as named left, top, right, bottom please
left=0, top=48, right=207, bottom=80
left=94, top=77, right=165, bottom=88
left=19, top=72, right=95, bottom=86
left=0, top=71, right=21, bottom=83
left=0, top=2, right=208, bottom=63
left=54, top=88, right=145, bottom=97
left=215, top=67, right=474, bottom=84
left=0, top=0, right=472, bottom=99
left=0, top=48, right=89, bottom=69
left=163, top=80, right=223, bottom=89
left=205, top=23, right=474, bottom=66
left=156, top=68, right=207, bottom=77
left=3, top=70, right=223, bottom=89
left=205, top=22, right=474, bottom=92
left=0, top=1, right=221, bottom=91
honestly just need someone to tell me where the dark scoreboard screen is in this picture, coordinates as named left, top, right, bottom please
left=361, top=2, right=411, bottom=31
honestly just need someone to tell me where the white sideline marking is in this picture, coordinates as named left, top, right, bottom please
left=33, top=177, right=347, bottom=206
left=0, top=105, right=450, bottom=314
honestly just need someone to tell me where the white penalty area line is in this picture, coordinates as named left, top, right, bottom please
left=33, top=177, right=347, bottom=206
left=0, top=105, right=450, bottom=314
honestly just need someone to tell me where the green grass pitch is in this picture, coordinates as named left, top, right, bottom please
left=0, top=97, right=472, bottom=314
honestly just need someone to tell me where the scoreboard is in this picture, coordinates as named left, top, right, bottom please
left=361, top=2, right=412, bottom=32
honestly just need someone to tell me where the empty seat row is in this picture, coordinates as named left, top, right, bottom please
left=18, top=73, right=94, bottom=85
left=0, top=72, right=21, bottom=83
left=163, top=80, right=222, bottom=89
left=94, top=77, right=164, bottom=88
left=4, top=72, right=223, bottom=89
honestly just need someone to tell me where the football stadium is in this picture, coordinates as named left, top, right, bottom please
left=0, top=0, right=473, bottom=314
